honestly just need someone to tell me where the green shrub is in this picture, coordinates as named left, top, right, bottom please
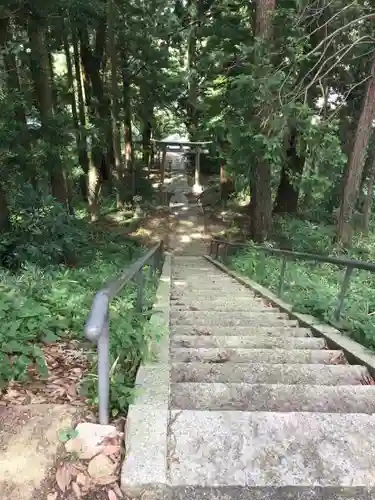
left=0, top=226, right=158, bottom=417
left=229, top=217, right=375, bottom=351
left=1, top=191, right=85, bottom=268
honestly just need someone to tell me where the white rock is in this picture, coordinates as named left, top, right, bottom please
left=65, top=422, right=117, bottom=460
left=88, top=453, right=117, bottom=479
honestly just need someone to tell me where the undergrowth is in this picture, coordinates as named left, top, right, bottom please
left=228, top=216, right=375, bottom=350
left=0, top=196, right=161, bottom=416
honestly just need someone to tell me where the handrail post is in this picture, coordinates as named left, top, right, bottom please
left=149, top=254, right=155, bottom=280
left=278, top=256, right=287, bottom=297
left=215, top=242, right=219, bottom=259
left=209, top=240, right=213, bottom=256
left=224, top=243, right=229, bottom=261
left=136, top=269, right=145, bottom=312
left=98, top=317, right=110, bottom=425
left=335, top=266, right=353, bottom=321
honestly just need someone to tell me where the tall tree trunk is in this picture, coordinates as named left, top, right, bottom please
left=28, top=19, right=69, bottom=206
left=273, top=127, right=305, bottom=215
left=250, top=0, right=276, bottom=242
left=337, top=54, right=375, bottom=244
left=122, top=67, right=135, bottom=196
left=79, top=24, right=112, bottom=184
left=142, top=118, right=152, bottom=170
left=78, top=26, right=107, bottom=219
left=0, top=17, right=36, bottom=189
left=122, top=74, right=134, bottom=168
left=107, top=0, right=126, bottom=207
left=63, top=25, right=89, bottom=183
left=71, top=26, right=91, bottom=200
left=362, top=148, right=375, bottom=234
left=0, top=183, right=11, bottom=233
left=187, top=1, right=198, bottom=141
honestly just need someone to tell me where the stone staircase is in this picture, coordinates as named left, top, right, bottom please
left=122, top=253, right=375, bottom=499
left=122, top=151, right=375, bottom=499
left=171, top=256, right=375, bottom=498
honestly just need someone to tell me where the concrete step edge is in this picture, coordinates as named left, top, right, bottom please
left=171, top=362, right=369, bottom=385
left=170, top=382, right=375, bottom=413
left=171, top=335, right=326, bottom=349
left=170, top=347, right=346, bottom=364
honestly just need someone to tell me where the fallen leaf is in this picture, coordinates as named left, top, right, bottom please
left=112, top=483, right=124, bottom=498
left=56, top=464, right=72, bottom=492
left=76, top=473, right=87, bottom=486
left=103, top=444, right=121, bottom=456
left=72, top=481, right=82, bottom=499
left=108, top=490, right=117, bottom=500
left=47, top=493, right=58, bottom=500
left=93, top=475, right=118, bottom=486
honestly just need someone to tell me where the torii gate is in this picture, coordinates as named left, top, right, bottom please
left=151, top=139, right=212, bottom=194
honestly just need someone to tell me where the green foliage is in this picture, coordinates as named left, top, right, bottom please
left=58, top=428, right=79, bottom=443
left=1, top=192, right=84, bottom=268
left=81, top=270, right=161, bottom=416
left=229, top=217, right=375, bottom=350
left=0, top=225, right=143, bottom=398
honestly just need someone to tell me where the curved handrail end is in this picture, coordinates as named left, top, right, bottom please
left=85, top=290, right=110, bottom=343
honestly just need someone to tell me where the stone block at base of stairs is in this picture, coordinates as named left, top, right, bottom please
left=170, top=325, right=309, bottom=337
left=121, top=406, right=168, bottom=498
left=170, top=347, right=343, bottom=364
left=121, top=255, right=171, bottom=498
left=170, top=382, right=375, bottom=413
left=167, top=410, right=375, bottom=487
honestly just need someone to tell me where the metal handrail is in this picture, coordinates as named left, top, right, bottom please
left=209, top=238, right=375, bottom=321
left=85, top=241, right=164, bottom=424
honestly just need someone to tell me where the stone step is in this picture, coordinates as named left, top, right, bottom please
left=167, top=410, right=375, bottom=487
left=170, top=303, right=266, bottom=311
left=173, top=256, right=207, bottom=261
left=171, top=295, right=259, bottom=301
left=172, top=280, right=247, bottom=293
left=171, top=486, right=375, bottom=500
left=170, top=311, right=290, bottom=327
left=172, top=276, right=239, bottom=284
left=170, top=383, right=375, bottom=413
left=171, top=296, right=262, bottom=304
left=171, top=362, right=368, bottom=385
left=171, top=335, right=326, bottom=350
left=172, top=270, right=227, bottom=276
left=171, top=286, right=250, bottom=296
left=171, top=325, right=309, bottom=337
left=170, top=288, right=254, bottom=297
left=170, top=348, right=344, bottom=364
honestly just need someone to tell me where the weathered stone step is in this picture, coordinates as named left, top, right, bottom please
left=171, top=303, right=266, bottom=311
left=170, top=383, right=375, bottom=413
left=171, top=335, right=325, bottom=350
left=171, top=296, right=263, bottom=305
left=172, top=275, right=239, bottom=282
left=171, top=362, right=368, bottom=385
left=171, top=486, right=375, bottom=500
left=167, top=410, right=375, bottom=486
left=171, top=286, right=250, bottom=296
left=172, top=265, right=214, bottom=270
left=170, top=311, right=290, bottom=327
left=172, top=280, right=247, bottom=293
left=170, top=288, right=253, bottom=297
left=171, top=325, right=308, bottom=337
left=170, top=348, right=344, bottom=364
left=172, top=271, right=229, bottom=277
